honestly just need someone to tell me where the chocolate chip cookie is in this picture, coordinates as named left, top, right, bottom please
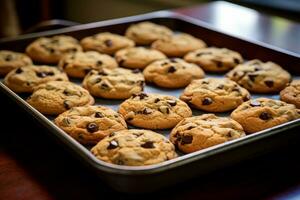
left=82, top=68, right=145, bottom=99
left=143, top=58, right=205, bottom=88
left=91, top=129, right=177, bottom=166
left=170, top=114, right=245, bottom=153
left=80, top=32, right=135, bottom=55
left=231, top=98, right=300, bottom=133
left=115, top=47, right=166, bottom=69
left=54, top=105, right=127, bottom=145
left=125, top=21, right=173, bottom=45
left=184, top=47, right=243, bottom=72
left=0, top=50, right=32, bottom=76
left=58, top=51, right=118, bottom=78
left=280, top=80, right=300, bottom=108
left=151, top=33, right=207, bottom=57
left=26, top=35, right=82, bottom=64
left=27, top=81, right=94, bottom=115
left=4, top=65, right=69, bottom=93
left=118, top=93, right=192, bottom=129
left=180, top=78, right=250, bottom=112
left=226, top=59, right=291, bottom=93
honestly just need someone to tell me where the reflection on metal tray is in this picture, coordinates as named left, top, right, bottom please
left=0, top=10, right=300, bottom=193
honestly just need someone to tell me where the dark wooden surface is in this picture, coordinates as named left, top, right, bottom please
left=1, top=1, right=300, bottom=199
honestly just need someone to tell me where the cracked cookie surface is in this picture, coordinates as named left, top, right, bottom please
left=91, top=129, right=177, bottom=166
left=184, top=47, right=243, bottom=72
left=0, top=50, right=32, bottom=76
left=4, top=65, right=68, bottom=93
left=143, top=58, right=205, bottom=88
left=151, top=33, right=206, bottom=57
left=180, top=78, right=250, bottom=112
left=26, top=35, right=82, bottom=64
left=118, top=92, right=192, bottom=129
left=82, top=68, right=145, bottom=99
left=231, top=98, right=300, bottom=133
left=80, top=32, right=134, bottom=55
left=226, top=59, right=291, bottom=93
left=170, top=114, right=245, bottom=153
left=125, top=21, right=173, bottom=45
left=115, top=47, right=166, bottom=69
left=27, top=81, right=94, bottom=115
left=58, top=51, right=118, bottom=78
left=55, top=105, right=127, bottom=145
left=280, top=80, right=300, bottom=108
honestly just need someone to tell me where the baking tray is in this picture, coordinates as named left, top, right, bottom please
left=1, top=10, right=300, bottom=193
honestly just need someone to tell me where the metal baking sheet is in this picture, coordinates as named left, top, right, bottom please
left=1, top=10, right=300, bottom=193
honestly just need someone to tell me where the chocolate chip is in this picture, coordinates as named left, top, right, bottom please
left=127, top=117, right=133, bottom=121
left=142, top=108, right=152, bottom=115
left=181, top=135, right=193, bottom=145
left=138, top=80, right=145, bottom=87
left=36, top=72, right=47, bottom=78
left=167, top=100, right=177, bottom=106
left=202, top=97, right=212, bottom=105
left=213, top=60, right=223, bottom=68
left=101, top=83, right=109, bottom=89
left=202, top=81, right=209, bottom=84
left=56, top=78, right=63, bottom=81
left=154, top=98, right=160, bottom=103
left=132, top=69, right=140, bottom=74
left=63, top=89, right=70, bottom=96
left=62, top=62, right=68, bottom=69
left=95, top=112, right=104, bottom=118
left=243, top=95, right=250, bottom=101
left=167, top=66, right=176, bottom=73
left=109, top=132, right=116, bottom=137
left=84, top=68, right=91, bottom=75
left=119, top=59, right=125, bottom=66
left=227, top=131, right=233, bottom=137
left=94, top=78, right=101, bottom=84
left=137, top=92, right=148, bottom=100
left=259, top=112, right=272, bottom=120
left=86, top=122, right=99, bottom=133
left=47, top=71, right=54, bottom=76
left=107, top=140, right=118, bottom=149
left=186, top=126, right=195, bottom=130
left=232, top=87, right=240, bottom=92
left=5, top=54, right=13, bottom=61
left=264, top=80, right=274, bottom=88
left=248, top=74, right=258, bottom=82
left=15, top=68, right=23, bottom=74
left=104, top=39, right=113, bottom=47
left=141, top=141, right=155, bottom=149
left=254, top=67, right=261, bottom=71
left=250, top=100, right=261, bottom=107
left=196, top=52, right=211, bottom=57
left=96, top=60, right=103, bottom=66
left=216, top=84, right=224, bottom=89
left=161, top=62, right=169, bottom=66
left=233, top=58, right=240, bottom=64
left=98, top=71, right=107, bottom=76
left=63, top=100, right=70, bottom=109
left=169, top=58, right=177, bottom=63
left=48, top=48, right=55, bottom=53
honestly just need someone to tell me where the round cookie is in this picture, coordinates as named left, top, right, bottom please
left=4, top=65, right=69, bottom=93
left=280, top=80, right=300, bottom=108
left=184, top=47, right=243, bottom=72
left=125, top=21, right=173, bottom=45
left=54, top=105, right=127, bottom=145
left=226, top=59, right=291, bottom=93
left=58, top=51, right=118, bottom=78
left=143, top=58, right=205, bottom=88
left=80, top=32, right=135, bottom=55
left=119, top=92, right=192, bottom=129
left=231, top=98, right=300, bottom=133
left=26, top=35, right=82, bottom=64
left=151, top=33, right=206, bottom=57
left=180, top=78, right=250, bottom=112
left=91, top=129, right=177, bottom=166
left=27, top=81, right=94, bottom=115
left=115, top=47, right=166, bottom=69
left=170, top=114, right=245, bottom=153
left=0, top=50, right=32, bottom=76
left=82, top=68, right=145, bottom=99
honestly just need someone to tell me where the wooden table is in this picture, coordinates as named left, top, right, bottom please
left=1, top=1, right=300, bottom=199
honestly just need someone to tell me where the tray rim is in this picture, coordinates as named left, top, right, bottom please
left=1, top=10, right=300, bottom=176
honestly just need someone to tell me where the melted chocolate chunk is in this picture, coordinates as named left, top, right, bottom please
left=142, top=108, right=152, bottom=115
left=104, top=39, right=113, bottom=47
left=202, top=97, right=213, bottom=105
left=213, top=60, right=223, bottom=68
left=138, top=80, right=145, bottom=87
left=233, top=58, right=240, bottom=64
left=248, top=74, right=258, bottom=82
left=154, top=98, right=160, bottom=103
left=62, top=62, right=68, bottom=69
left=94, top=78, right=102, bottom=84
left=95, top=112, right=104, bottom=118
left=217, top=84, right=224, bottom=89
left=100, top=83, right=109, bottom=89
left=141, top=141, right=155, bottom=149
left=169, top=58, right=177, bottom=63
left=137, top=92, right=148, bottom=100
left=15, top=68, right=23, bottom=74
left=98, top=71, right=108, bottom=76
left=86, top=122, right=99, bottom=133
left=181, top=135, right=193, bottom=145
left=127, top=117, right=133, bottom=121
left=107, top=140, right=118, bottom=149
left=259, top=112, right=272, bottom=120
left=119, top=59, right=125, bottom=66
left=186, top=126, right=195, bottom=130
left=167, top=66, right=176, bottom=73
left=132, top=69, right=141, bottom=74
left=96, top=60, right=103, bottom=66
left=36, top=72, right=47, bottom=78
left=196, top=52, right=211, bottom=57
left=264, top=80, right=274, bottom=88
left=243, top=95, right=250, bottom=101
left=84, top=68, right=91, bottom=75
left=167, top=100, right=177, bottom=106
left=63, top=100, right=70, bottom=109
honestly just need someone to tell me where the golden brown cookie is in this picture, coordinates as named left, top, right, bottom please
left=180, top=78, right=250, bottom=112
left=91, top=129, right=177, bottom=166
left=231, top=98, right=300, bottom=133
left=170, top=114, right=245, bottom=153
left=54, top=105, right=127, bottom=145
left=280, top=80, right=300, bottom=108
